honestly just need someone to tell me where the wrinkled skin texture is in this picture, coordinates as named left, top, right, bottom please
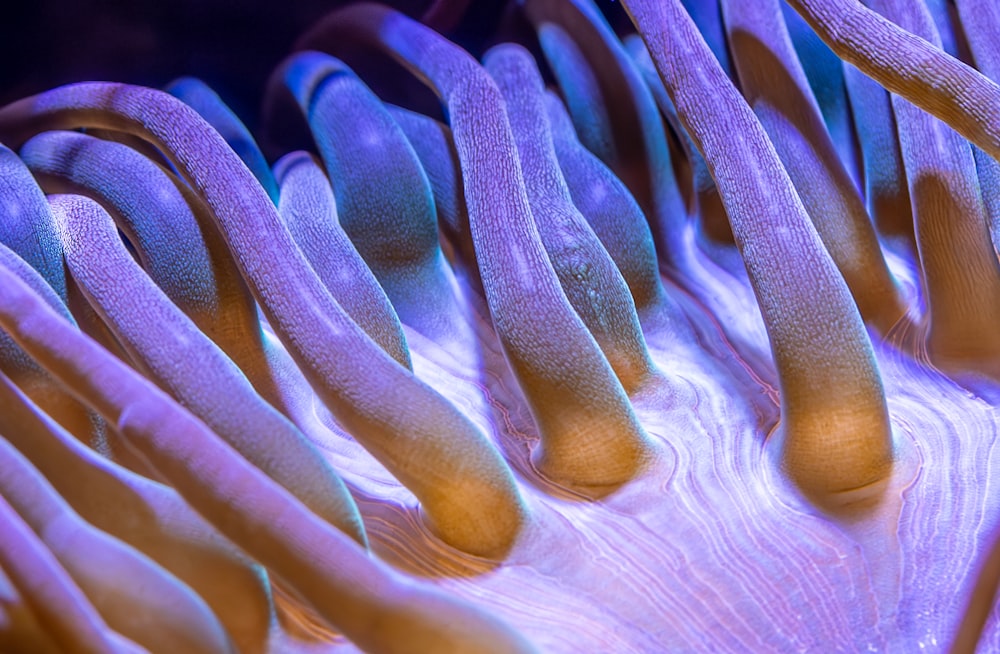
left=1, top=1, right=1000, bottom=653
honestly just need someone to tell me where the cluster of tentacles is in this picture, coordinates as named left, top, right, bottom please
left=2, top=0, right=1000, bottom=652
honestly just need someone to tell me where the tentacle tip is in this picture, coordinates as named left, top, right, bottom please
left=419, top=493, right=530, bottom=560
left=792, top=471, right=894, bottom=514
left=531, top=432, right=657, bottom=500
left=775, top=422, right=895, bottom=512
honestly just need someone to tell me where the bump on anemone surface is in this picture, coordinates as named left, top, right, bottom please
left=1, top=0, right=1000, bottom=652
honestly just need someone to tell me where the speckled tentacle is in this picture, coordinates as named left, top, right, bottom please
left=534, top=23, right=613, bottom=174
left=0, top=145, right=67, bottom=302
left=18, top=130, right=259, bottom=358
left=0, top=153, right=113, bottom=454
left=542, top=90, right=669, bottom=321
left=17, top=126, right=335, bottom=432
left=0, top=367, right=274, bottom=654
left=0, top=262, right=536, bottom=654
left=784, top=0, right=1000, bottom=163
left=0, top=240, right=72, bottom=380
left=277, top=52, right=466, bottom=343
left=0, top=81, right=525, bottom=556
left=0, top=434, right=233, bottom=654
left=719, top=0, right=907, bottom=333
left=21, top=130, right=301, bottom=470
left=485, top=44, right=656, bottom=393
left=524, top=0, right=774, bottom=380
left=16, top=130, right=313, bottom=477
left=47, top=193, right=368, bottom=546
left=868, top=0, right=1000, bottom=379
left=273, top=150, right=410, bottom=368
left=297, top=2, right=655, bottom=494
left=165, top=76, right=279, bottom=204
left=623, top=0, right=893, bottom=504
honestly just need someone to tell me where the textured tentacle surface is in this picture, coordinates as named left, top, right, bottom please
left=166, top=76, right=280, bottom=204
left=720, top=0, right=907, bottom=333
left=0, top=80, right=527, bottom=557
left=47, top=193, right=368, bottom=545
left=843, top=60, right=915, bottom=247
left=869, top=0, right=1000, bottom=379
left=278, top=52, right=466, bottom=344
left=785, top=0, right=1000, bottom=161
left=624, top=0, right=894, bottom=503
left=273, top=149, right=411, bottom=368
left=523, top=0, right=702, bottom=259
left=298, top=3, right=655, bottom=494
left=0, top=258, right=536, bottom=654
left=543, top=90, right=669, bottom=320
left=484, top=44, right=656, bottom=393
left=4, top=1, right=1000, bottom=651
left=19, top=130, right=257, bottom=357
left=0, top=366, right=275, bottom=654
left=0, top=434, right=234, bottom=654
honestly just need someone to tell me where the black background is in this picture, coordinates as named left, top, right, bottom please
left=0, top=1, right=631, bottom=138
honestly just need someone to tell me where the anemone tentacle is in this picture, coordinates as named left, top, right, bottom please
left=4, top=1, right=1000, bottom=651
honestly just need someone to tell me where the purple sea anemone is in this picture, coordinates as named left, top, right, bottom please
left=1, top=0, right=1000, bottom=652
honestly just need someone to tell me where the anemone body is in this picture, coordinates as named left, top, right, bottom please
left=2, top=2, right=1000, bottom=653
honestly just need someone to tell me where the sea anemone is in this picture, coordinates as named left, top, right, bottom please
left=1, top=0, right=999, bottom=652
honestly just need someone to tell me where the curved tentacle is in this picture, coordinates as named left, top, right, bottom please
left=0, top=493, right=125, bottom=654
left=17, top=128, right=283, bottom=412
left=0, top=151, right=123, bottom=461
left=783, top=0, right=1000, bottom=162
left=165, top=76, right=279, bottom=204
left=622, top=0, right=893, bottom=505
left=0, top=81, right=526, bottom=557
left=484, top=44, right=656, bottom=393
left=297, top=3, right=655, bottom=495
left=19, top=131, right=256, bottom=352
left=0, top=146, right=67, bottom=302
left=0, top=435, right=233, bottom=654
left=273, top=150, right=411, bottom=367
left=526, top=1, right=775, bottom=381
left=0, top=366, right=275, bottom=654
left=955, top=0, right=1000, bottom=257
left=0, top=259, right=536, bottom=654
left=46, top=192, right=368, bottom=545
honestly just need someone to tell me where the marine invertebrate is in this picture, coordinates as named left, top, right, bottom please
left=1, top=0, right=999, bottom=652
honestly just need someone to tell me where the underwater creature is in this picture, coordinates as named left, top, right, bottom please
left=1, top=0, right=999, bottom=652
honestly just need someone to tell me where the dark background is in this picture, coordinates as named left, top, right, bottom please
left=0, top=0, right=632, bottom=139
